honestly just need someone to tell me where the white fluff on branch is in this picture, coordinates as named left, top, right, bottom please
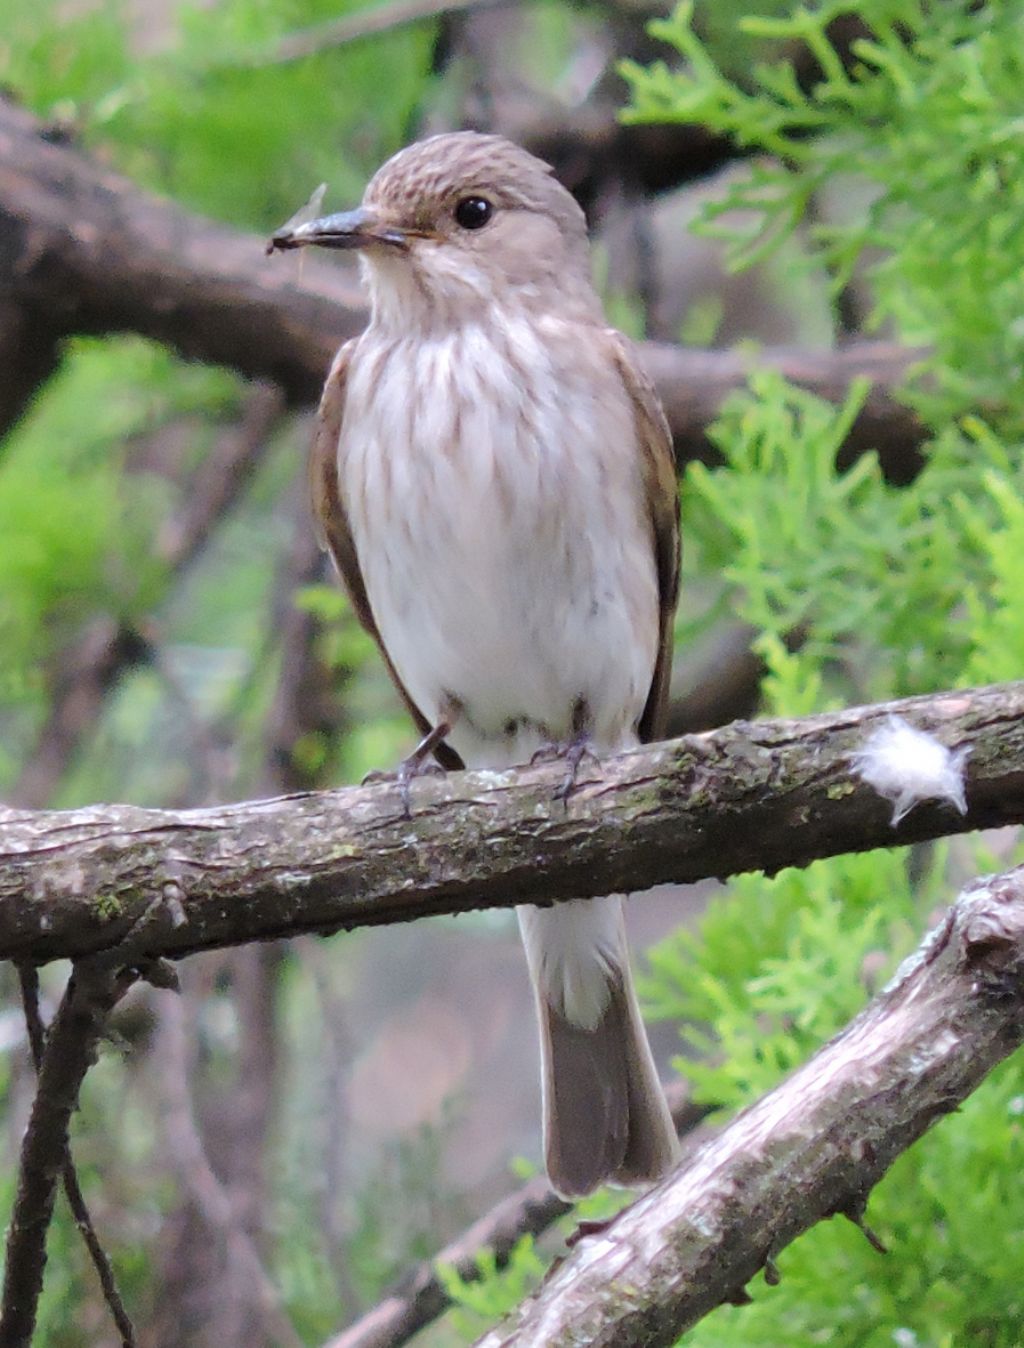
left=850, top=716, right=971, bottom=826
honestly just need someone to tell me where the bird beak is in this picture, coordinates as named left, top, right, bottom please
left=267, top=207, right=408, bottom=254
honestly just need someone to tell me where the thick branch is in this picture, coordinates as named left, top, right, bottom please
left=475, top=867, right=1024, bottom=1346
left=0, top=99, right=362, bottom=420
left=322, top=1090, right=708, bottom=1348
left=1, top=682, right=1023, bottom=965
left=0, top=99, right=924, bottom=467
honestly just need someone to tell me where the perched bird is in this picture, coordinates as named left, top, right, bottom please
left=270, top=132, right=680, bottom=1197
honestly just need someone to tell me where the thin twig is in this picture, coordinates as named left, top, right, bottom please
left=0, top=900, right=179, bottom=1347
left=156, top=955, right=304, bottom=1348
left=154, top=383, right=285, bottom=569
left=15, top=966, right=137, bottom=1348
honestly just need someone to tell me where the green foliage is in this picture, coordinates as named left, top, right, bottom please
left=641, top=849, right=924, bottom=1109
left=437, top=1236, right=547, bottom=1340
left=354, top=1118, right=468, bottom=1283
left=632, top=340, right=1024, bottom=1342
left=0, top=0, right=436, bottom=226
left=625, top=353, right=1024, bottom=1344
left=677, top=292, right=725, bottom=346
left=517, top=5, right=1024, bottom=1343
left=0, top=341, right=181, bottom=712
left=684, top=376, right=1024, bottom=704
left=624, top=0, right=1024, bottom=429
left=960, top=471, right=1024, bottom=687
left=630, top=359, right=1024, bottom=1340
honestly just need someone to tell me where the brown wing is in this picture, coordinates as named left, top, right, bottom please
left=606, top=332, right=680, bottom=744
left=311, top=341, right=464, bottom=770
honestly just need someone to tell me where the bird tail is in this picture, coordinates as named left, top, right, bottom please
left=518, top=895, right=679, bottom=1198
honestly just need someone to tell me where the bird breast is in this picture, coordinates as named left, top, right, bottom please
left=339, top=312, right=660, bottom=763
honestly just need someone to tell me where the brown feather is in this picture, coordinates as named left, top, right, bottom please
left=310, top=340, right=463, bottom=770
left=540, top=968, right=680, bottom=1197
left=605, top=330, right=680, bottom=745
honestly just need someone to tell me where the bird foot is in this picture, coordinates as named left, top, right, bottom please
left=566, top=1216, right=616, bottom=1247
left=363, top=720, right=452, bottom=819
left=530, top=736, right=601, bottom=808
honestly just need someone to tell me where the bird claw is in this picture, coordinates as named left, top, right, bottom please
left=566, top=1215, right=615, bottom=1247
left=531, top=737, right=601, bottom=808
left=363, top=737, right=450, bottom=819
left=529, top=741, right=561, bottom=767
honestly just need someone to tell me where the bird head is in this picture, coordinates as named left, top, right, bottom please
left=269, top=132, right=599, bottom=329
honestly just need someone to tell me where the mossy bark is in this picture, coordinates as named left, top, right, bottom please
left=1, top=681, right=1023, bottom=965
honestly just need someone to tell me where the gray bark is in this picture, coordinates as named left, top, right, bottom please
left=1, top=681, right=1022, bottom=965
left=475, top=867, right=1024, bottom=1346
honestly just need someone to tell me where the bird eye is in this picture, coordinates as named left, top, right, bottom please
left=454, top=196, right=493, bottom=230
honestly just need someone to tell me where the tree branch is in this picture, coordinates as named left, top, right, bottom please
left=0, top=98, right=924, bottom=468
left=16, top=966, right=137, bottom=1348
left=0, top=903, right=179, bottom=1347
left=1, top=681, right=1023, bottom=966
left=474, top=866, right=1024, bottom=1346
left=0, top=967, right=129, bottom=1348
left=0, top=98, right=361, bottom=426
left=153, top=382, right=286, bottom=570
left=322, top=1089, right=709, bottom=1348
left=155, top=986, right=304, bottom=1348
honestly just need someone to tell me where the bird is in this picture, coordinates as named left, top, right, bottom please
left=269, top=131, right=681, bottom=1197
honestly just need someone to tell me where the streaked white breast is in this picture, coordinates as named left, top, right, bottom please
left=339, top=310, right=659, bottom=763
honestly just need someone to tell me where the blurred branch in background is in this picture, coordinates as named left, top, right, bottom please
left=0, top=98, right=925, bottom=474
left=151, top=968, right=301, bottom=1348
left=10, top=383, right=285, bottom=811
left=148, top=485, right=353, bottom=1341
left=256, top=0, right=508, bottom=63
